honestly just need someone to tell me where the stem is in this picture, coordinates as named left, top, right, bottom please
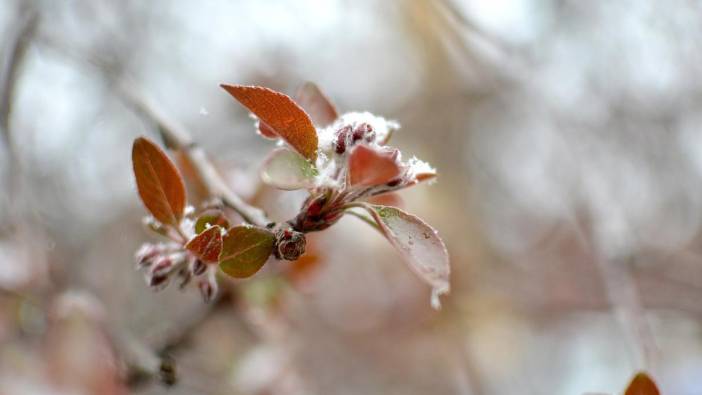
left=119, top=85, right=270, bottom=227
left=342, top=203, right=384, bottom=234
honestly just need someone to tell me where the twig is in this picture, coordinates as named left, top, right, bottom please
left=118, top=84, right=270, bottom=227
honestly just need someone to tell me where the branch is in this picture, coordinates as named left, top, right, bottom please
left=0, top=7, right=38, bottom=140
left=118, top=84, right=271, bottom=227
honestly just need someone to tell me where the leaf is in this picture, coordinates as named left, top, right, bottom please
left=132, top=137, right=186, bottom=226
left=624, top=372, right=660, bottom=395
left=219, top=225, right=275, bottom=278
left=361, top=204, right=450, bottom=309
left=260, top=147, right=318, bottom=190
left=195, top=210, right=230, bottom=234
left=348, top=145, right=402, bottom=187
left=367, top=192, right=404, bottom=208
left=220, top=84, right=318, bottom=161
left=185, top=225, right=223, bottom=263
left=295, top=82, right=338, bottom=127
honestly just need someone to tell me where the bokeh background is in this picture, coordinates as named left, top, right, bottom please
left=1, top=0, right=702, bottom=394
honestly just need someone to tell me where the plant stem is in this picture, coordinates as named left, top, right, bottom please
left=119, top=86, right=270, bottom=227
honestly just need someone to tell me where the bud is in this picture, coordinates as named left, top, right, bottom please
left=191, top=259, right=207, bottom=276
left=134, top=243, right=160, bottom=268
left=198, top=279, right=217, bottom=303
left=274, top=228, right=306, bottom=261
left=352, top=122, right=375, bottom=143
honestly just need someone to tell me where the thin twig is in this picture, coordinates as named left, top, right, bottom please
left=118, top=84, right=270, bottom=227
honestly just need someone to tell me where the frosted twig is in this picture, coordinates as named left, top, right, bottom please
left=119, top=85, right=270, bottom=227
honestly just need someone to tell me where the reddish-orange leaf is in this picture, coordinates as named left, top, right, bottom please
left=221, top=84, right=318, bottom=161
left=132, top=137, right=186, bottom=226
left=348, top=145, right=402, bottom=187
left=295, top=82, right=338, bottom=128
left=624, top=372, right=660, bottom=395
left=185, top=225, right=223, bottom=263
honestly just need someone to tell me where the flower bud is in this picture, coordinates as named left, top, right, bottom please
left=274, top=228, right=306, bottom=261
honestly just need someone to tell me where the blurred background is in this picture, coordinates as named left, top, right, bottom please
left=1, top=0, right=702, bottom=394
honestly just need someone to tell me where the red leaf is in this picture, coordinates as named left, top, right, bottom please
left=219, top=225, right=275, bottom=278
left=348, top=145, right=402, bottom=187
left=221, top=84, right=318, bottom=161
left=185, top=225, right=223, bottom=263
left=361, top=204, right=450, bottom=309
left=295, top=82, right=338, bottom=127
left=132, top=137, right=186, bottom=226
left=624, top=372, right=660, bottom=395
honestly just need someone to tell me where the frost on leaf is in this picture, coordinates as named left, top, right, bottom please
left=194, top=210, right=230, bottom=234
left=220, top=84, right=318, bottom=161
left=361, top=204, right=450, bottom=309
left=348, top=145, right=402, bottom=187
left=624, top=372, right=660, bottom=395
left=219, top=226, right=276, bottom=278
left=260, top=147, right=318, bottom=190
left=185, top=225, right=223, bottom=263
left=132, top=137, right=186, bottom=226
left=294, top=82, right=338, bottom=128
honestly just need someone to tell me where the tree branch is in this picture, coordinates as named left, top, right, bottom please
left=118, top=84, right=271, bottom=227
left=0, top=7, right=38, bottom=140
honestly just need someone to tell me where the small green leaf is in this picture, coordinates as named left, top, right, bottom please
left=361, top=204, right=450, bottom=309
left=260, top=147, right=318, bottom=190
left=185, top=225, right=223, bottom=263
left=219, top=225, right=275, bottom=278
left=624, top=372, right=660, bottom=395
left=195, top=210, right=230, bottom=234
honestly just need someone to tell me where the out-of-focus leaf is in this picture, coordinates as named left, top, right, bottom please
left=220, top=84, right=318, bottom=161
left=260, top=147, right=318, bottom=190
left=348, top=145, right=402, bottom=187
left=361, top=204, right=450, bottom=309
left=367, top=192, right=404, bottom=208
left=624, top=372, right=660, bottom=395
left=258, top=120, right=278, bottom=139
left=295, top=82, right=338, bottom=127
left=132, top=137, right=186, bottom=226
left=195, top=210, right=230, bottom=234
left=185, top=225, right=223, bottom=263
left=219, top=225, right=275, bottom=278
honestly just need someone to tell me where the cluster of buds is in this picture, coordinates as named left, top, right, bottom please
left=285, top=112, right=436, bottom=233
left=134, top=216, right=218, bottom=302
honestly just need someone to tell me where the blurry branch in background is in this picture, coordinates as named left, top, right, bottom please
left=568, top=219, right=658, bottom=370
left=0, top=6, right=38, bottom=142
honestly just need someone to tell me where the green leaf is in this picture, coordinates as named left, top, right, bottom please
left=360, top=204, right=450, bottom=309
left=624, top=372, right=660, bottom=395
left=219, top=225, right=275, bottom=278
left=185, top=225, right=223, bottom=263
left=132, top=137, right=186, bottom=226
left=260, top=147, right=318, bottom=190
left=194, top=210, right=230, bottom=234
